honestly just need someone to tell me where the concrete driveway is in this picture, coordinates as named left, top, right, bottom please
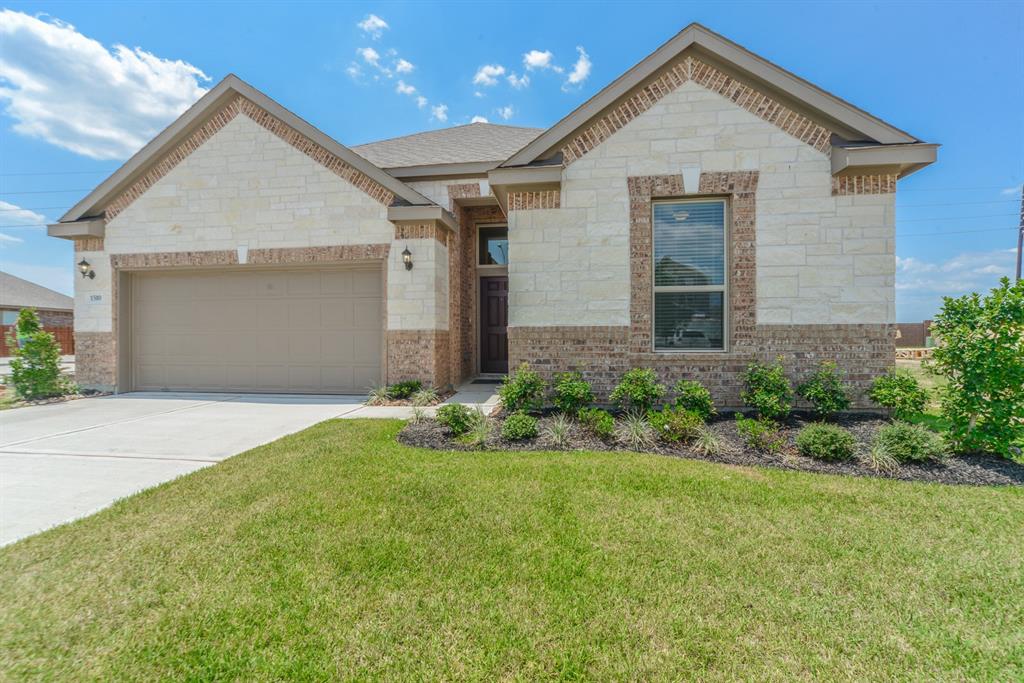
left=0, top=392, right=365, bottom=546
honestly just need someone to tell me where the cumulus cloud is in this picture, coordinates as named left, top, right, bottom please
left=496, top=105, right=514, bottom=120
left=395, top=58, right=414, bottom=74
left=357, top=14, right=388, bottom=39
left=416, top=95, right=427, bottom=109
left=506, top=72, right=529, bottom=89
left=357, top=47, right=381, bottom=67
left=896, top=248, right=1018, bottom=320
left=0, top=200, right=46, bottom=228
left=473, top=64, right=505, bottom=86
left=395, top=80, right=416, bottom=95
left=0, top=9, right=210, bottom=160
left=471, top=115, right=488, bottom=123
left=0, top=233, right=23, bottom=245
left=431, top=104, right=448, bottom=122
left=564, top=46, right=592, bottom=89
left=523, top=49, right=554, bottom=71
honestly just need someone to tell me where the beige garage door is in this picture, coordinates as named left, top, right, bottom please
left=130, top=267, right=382, bottom=393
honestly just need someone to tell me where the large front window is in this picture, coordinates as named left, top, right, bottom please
left=652, top=199, right=727, bottom=351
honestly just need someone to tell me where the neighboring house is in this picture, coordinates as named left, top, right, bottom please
left=48, top=24, right=936, bottom=404
left=0, top=271, right=75, bottom=356
left=896, top=320, right=933, bottom=348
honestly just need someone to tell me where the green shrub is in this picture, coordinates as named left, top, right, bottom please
left=498, top=363, right=546, bottom=413
left=616, top=411, right=656, bottom=451
left=366, top=384, right=391, bottom=406
left=741, top=359, right=793, bottom=421
left=411, top=388, right=439, bottom=406
left=551, top=371, right=594, bottom=415
left=388, top=380, right=422, bottom=400
left=734, top=414, right=786, bottom=454
left=543, top=413, right=573, bottom=449
left=648, top=406, right=703, bottom=443
left=869, top=370, right=928, bottom=420
left=501, top=411, right=539, bottom=441
left=610, top=368, right=665, bottom=413
left=460, top=408, right=490, bottom=449
left=796, top=361, right=851, bottom=419
left=672, top=380, right=716, bottom=421
left=872, top=421, right=947, bottom=463
left=578, top=407, right=615, bottom=441
left=436, top=404, right=479, bottom=436
left=930, top=277, right=1024, bottom=458
left=691, top=424, right=724, bottom=457
left=795, top=423, right=856, bottom=461
left=7, top=309, right=69, bottom=400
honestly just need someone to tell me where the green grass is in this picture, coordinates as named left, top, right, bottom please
left=2, top=420, right=1022, bottom=680
left=897, top=358, right=947, bottom=412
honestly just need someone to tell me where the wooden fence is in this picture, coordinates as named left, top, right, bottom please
left=0, top=325, right=75, bottom=356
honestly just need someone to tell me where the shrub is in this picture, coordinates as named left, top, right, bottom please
left=410, top=406, right=426, bottom=424
left=872, top=421, right=947, bottom=463
left=388, top=380, right=422, bottom=400
left=7, top=309, right=69, bottom=400
left=867, top=442, right=900, bottom=475
left=501, top=411, right=539, bottom=441
left=930, top=277, right=1024, bottom=458
left=648, top=406, right=702, bottom=443
left=734, top=414, right=787, bottom=454
left=869, top=370, right=928, bottom=421
left=366, top=384, right=390, bottom=406
left=498, top=363, right=546, bottom=413
left=795, top=423, right=856, bottom=461
left=411, top=388, right=440, bottom=407
left=551, top=371, right=594, bottom=415
left=610, top=368, right=665, bottom=413
left=578, top=407, right=615, bottom=441
left=543, top=413, right=573, bottom=449
left=741, top=359, right=793, bottom=421
left=616, top=411, right=656, bottom=451
left=461, top=408, right=490, bottom=449
left=691, top=424, right=723, bottom=457
left=796, top=361, right=851, bottom=419
left=436, top=403, right=479, bottom=436
left=672, top=380, right=716, bottom=421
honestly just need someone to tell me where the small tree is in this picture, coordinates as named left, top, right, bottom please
left=7, top=308, right=68, bottom=400
left=929, top=277, right=1024, bottom=458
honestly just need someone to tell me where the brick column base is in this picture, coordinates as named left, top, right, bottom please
left=386, top=330, right=452, bottom=389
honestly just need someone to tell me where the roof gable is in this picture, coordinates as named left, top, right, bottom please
left=503, top=23, right=925, bottom=168
left=60, top=75, right=435, bottom=224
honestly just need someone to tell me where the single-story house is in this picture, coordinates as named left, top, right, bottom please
left=48, top=23, right=936, bottom=404
left=0, top=271, right=75, bottom=356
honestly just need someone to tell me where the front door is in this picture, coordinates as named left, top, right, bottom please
left=479, top=276, right=508, bottom=374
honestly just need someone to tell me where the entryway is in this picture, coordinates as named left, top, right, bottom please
left=477, top=224, right=509, bottom=374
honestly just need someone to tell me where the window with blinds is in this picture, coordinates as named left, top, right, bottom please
left=652, top=199, right=727, bottom=351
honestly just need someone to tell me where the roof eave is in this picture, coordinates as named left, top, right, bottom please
left=831, top=143, right=939, bottom=179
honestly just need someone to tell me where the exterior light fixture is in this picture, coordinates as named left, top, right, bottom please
left=77, top=258, right=95, bottom=280
left=402, top=246, right=413, bottom=271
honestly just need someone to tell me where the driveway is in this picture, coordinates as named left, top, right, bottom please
left=0, top=392, right=364, bottom=545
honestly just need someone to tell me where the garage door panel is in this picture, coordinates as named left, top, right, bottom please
left=131, top=266, right=381, bottom=393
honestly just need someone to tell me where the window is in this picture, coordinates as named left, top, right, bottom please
left=652, top=199, right=727, bottom=351
left=1, top=310, right=19, bottom=326
left=478, top=226, right=508, bottom=266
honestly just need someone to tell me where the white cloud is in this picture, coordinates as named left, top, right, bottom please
left=431, top=104, right=448, bottom=122
left=523, top=49, right=554, bottom=71
left=395, top=80, right=416, bottom=96
left=563, top=46, right=592, bottom=89
left=416, top=95, right=427, bottom=109
left=395, top=58, right=414, bottom=74
left=345, top=63, right=362, bottom=80
left=473, top=90, right=485, bottom=98
left=0, top=200, right=46, bottom=228
left=496, top=105, right=514, bottom=120
left=357, top=47, right=381, bottom=67
left=357, top=14, right=389, bottom=39
left=506, top=72, right=529, bottom=89
left=1001, top=183, right=1022, bottom=196
left=471, top=115, right=488, bottom=123
left=895, top=248, right=1018, bottom=320
left=0, top=10, right=209, bottom=160
left=473, top=64, right=505, bottom=86
left=0, top=233, right=23, bottom=245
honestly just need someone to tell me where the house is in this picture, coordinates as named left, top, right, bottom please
left=0, top=271, right=75, bottom=356
left=47, top=24, right=936, bottom=404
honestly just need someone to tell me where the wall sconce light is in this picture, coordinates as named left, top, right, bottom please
left=77, top=258, right=95, bottom=280
left=402, top=246, right=413, bottom=271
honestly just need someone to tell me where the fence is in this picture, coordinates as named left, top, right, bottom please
left=0, top=325, right=75, bottom=357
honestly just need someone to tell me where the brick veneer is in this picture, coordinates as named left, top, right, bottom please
left=387, top=330, right=451, bottom=388
left=561, top=56, right=833, bottom=166
left=394, top=222, right=449, bottom=246
left=74, top=331, right=116, bottom=389
left=831, top=174, right=897, bottom=196
left=74, top=238, right=104, bottom=252
left=507, top=190, right=560, bottom=211
left=105, top=95, right=394, bottom=220
left=507, top=168, right=894, bottom=407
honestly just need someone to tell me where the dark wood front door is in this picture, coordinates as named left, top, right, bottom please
left=480, top=276, right=508, bottom=374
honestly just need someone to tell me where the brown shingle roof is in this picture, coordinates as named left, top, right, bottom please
left=0, top=271, right=73, bottom=311
left=353, top=122, right=543, bottom=169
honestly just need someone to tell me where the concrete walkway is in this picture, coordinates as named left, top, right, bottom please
left=0, top=392, right=363, bottom=545
left=337, top=380, right=501, bottom=419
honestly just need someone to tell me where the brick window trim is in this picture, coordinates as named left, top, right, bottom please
left=628, top=171, right=759, bottom=360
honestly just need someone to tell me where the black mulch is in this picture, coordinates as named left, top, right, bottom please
left=398, top=410, right=1024, bottom=487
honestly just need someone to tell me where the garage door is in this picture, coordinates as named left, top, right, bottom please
left=130, top=267, right=382, bottom=393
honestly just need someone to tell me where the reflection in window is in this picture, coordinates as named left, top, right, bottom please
left=652, top=200, right=727, bottom=350
left=478, top=226, right=508, bottom=265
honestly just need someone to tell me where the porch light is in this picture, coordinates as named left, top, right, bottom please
left=402, top=246, right=413, bottom=271
left=77, top=258, right=95, bottom=280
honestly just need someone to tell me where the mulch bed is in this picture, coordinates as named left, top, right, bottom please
left=398, top=410, right=1024, bottom=487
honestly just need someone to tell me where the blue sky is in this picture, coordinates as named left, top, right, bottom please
left=1, top=1, right=1021, bottom=321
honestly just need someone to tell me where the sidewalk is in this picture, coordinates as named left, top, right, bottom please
left=339, top=380, right=500, bottom=419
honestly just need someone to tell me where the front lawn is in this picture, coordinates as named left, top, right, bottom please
left=2, top=420, right=1021, bottom=680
